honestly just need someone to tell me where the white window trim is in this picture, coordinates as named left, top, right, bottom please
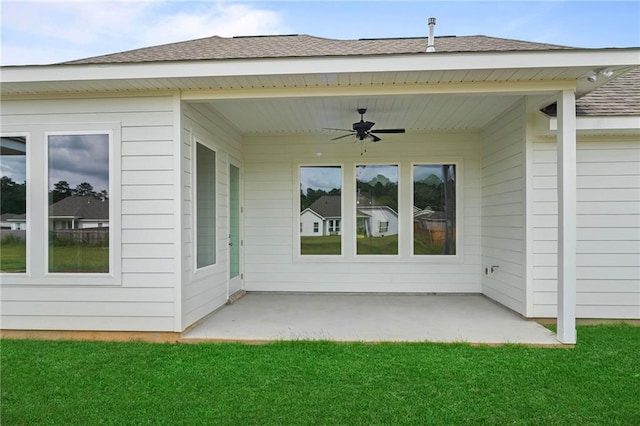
left=44, top=129, right=119, bottom=281
left=294, top=163, right=345, bottom=259
left=1, top=123, right=122, bottom=285
left=293, top=158, right=464, bottom=264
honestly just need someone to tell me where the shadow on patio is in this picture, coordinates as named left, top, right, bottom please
left=182, top=294, right=561, bottom=346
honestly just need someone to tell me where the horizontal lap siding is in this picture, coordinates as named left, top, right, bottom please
left=532, top=138, right=640, bottom=319
left=181, top=103, right=243, bottom=328
left=243, top=132, right=482, bottom=294
left=1, top=96, right=179, bottom=331
left=481, top=101, right=526, bottom=315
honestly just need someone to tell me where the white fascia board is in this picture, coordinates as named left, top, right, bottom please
left=550, top=116, right=640, bottom=131
left=2, top=48, right=639, bottom=83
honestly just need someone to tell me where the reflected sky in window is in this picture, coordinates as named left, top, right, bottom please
left=48, top=134, right=109, bottom=192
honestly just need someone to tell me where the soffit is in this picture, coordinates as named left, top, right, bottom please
left=0, top=65, right=611, bottom=96
left=202, top=94, right=522, bottom=134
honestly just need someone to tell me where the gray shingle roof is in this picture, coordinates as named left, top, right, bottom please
left=49, top=196, right=109, bottom=220
left=576, top=67, right=640, bottom=116
left=307, top=195, right=341, bottom=218
left=542, top=67, right=640, bottom=117
left=63, top=34, right=572, bottom=65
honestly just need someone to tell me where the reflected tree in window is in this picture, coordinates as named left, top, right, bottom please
left=0, top=136, right=27, bottom=272
left=300, top=166, right=341, bottom=255
left=356, top=165, right=398, bottom=255
left=413, top=164, right=456, bottom=255
left=48, top=134, right=109, bottom=273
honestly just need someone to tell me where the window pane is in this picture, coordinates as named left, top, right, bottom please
left=48, top=134, right=109, bottom=273
left=300, top=166, right=341, bottom=255
left=1, top=136, right=27, bottom=273
left=196, top=143, right=216, bottom=268
left=413, top=164, right=456, bottom=255
left=356, top=165, right=398, bottom=255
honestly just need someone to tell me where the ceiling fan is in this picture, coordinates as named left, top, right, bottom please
left=325, top=108, right=405, bottom=142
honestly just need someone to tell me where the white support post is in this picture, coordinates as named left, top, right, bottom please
left=557, top=89, right=577, bottom=344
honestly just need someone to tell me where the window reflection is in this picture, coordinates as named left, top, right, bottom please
left=356, top=164, right=398, bottom=255
left=413, top=164, right=456, bottom=255
left=300, top=166, right=341, bottom=255
left=48, top=134, right=109, bottom=273
left=0, top=136, right=27, bottom=273
left=196, top=143, right=216, bottom=268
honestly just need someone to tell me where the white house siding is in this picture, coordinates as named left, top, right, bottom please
left=480, top=100, right=526, bottom=315
left=300, top=210, right=324, bottom=236
left=0, top=95, right=178, bottom=331
left=243, top=132, right=482, bottom=294
left=531, top=136, right=640, bottom=319
left=181, top=103, right=243, bottom=328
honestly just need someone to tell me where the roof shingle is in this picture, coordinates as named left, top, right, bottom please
left=63, top=34, right=572, bottom=65
left=576, top=67, right=640, bottom=116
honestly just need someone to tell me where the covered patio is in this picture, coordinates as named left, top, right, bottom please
left=182, top=293, right=560, bottom=345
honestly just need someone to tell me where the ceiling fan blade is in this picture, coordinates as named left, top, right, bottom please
left=370, top=134, right=382, bottom=142
left=331, top=133, right=355, bottom=141
left=370, top=128, right=405, bottom=134
left=323, top=128, right=355, bottom=132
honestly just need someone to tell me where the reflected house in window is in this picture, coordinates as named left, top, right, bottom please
left=300, top=195, right=341, bottom=236
left=356, top=195, right=398, bottom=238
left=4, top=213, right=26, bottom=230
left=48, top=195, right=109, bottom=230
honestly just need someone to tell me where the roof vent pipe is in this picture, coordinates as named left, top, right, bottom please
left=426, top=17, right=436, bottom=52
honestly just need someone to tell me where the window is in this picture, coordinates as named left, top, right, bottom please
left=48, top=134, right=109, bottom=273
left=379, top=221, right=389, bottom=233
left=0, top=136, right=27, bottom=273
left=356, top=164, right=398, bottom=255
left=413, top=164, right=456, bottom=255
left=196, top=142, right=216, bottom=268
left=300, top=166, right=342, bottom=255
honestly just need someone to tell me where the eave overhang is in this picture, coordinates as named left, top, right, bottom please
left=2, top=48, right=638, bottom=97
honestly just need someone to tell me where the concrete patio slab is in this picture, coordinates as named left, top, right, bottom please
left=182, top=293, right=560, bottom=345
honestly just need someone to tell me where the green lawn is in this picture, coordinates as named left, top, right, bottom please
left=0, top=240, right=26, bottom=272
left=357, top=233, right=398, bottom=255
left=300, top=235, right=401, bottom=255
left=301, top=235, right=341, bottom=255
left=48, top=245, right=109, bottom=273
left=0, top=242, right=108, bottom=273
left=2, top=325, right=638, bottom=424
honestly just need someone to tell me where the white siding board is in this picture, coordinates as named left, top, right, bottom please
left=121, top=156, right=173, bottom=171
left=122, top=200, right=173, bottom=215
left=122, top=244, right=175, bottom=258
left=122, top=185, right=174, bottom=200
left=3, top=301, right=172, bottom=317
left=122, top=141, right=174, bottom=156
left=531, top=137, right=640, bottom=318
left=121, top=273, right=175, bottom=287
left=122, top=170, right=175, bottom=186
left=0, top=316, right=176, bottom=332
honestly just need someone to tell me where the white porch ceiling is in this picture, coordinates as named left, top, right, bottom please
left=202, top=93, right=523, bottom=135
